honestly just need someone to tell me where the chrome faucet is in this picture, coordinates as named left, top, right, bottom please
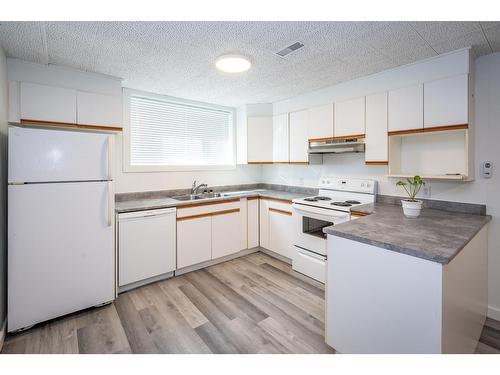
left=190, top=180, right=208, bottom=195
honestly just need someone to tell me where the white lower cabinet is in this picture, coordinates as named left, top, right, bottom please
left=176, top=200, right=245, bottom=269
left=259, top=199, right=270, bottom=249
left=247, top=198, right=260, bottom=248
left=212, top=211, right=242, bottom=259
left=177, top=216, right=212, bottom=269
left=260, top=199, right=294, bottom=260
left=268, top=207, right=294, bottom=259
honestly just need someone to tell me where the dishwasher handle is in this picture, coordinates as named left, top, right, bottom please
left=118, top=207, right=177, bottom=220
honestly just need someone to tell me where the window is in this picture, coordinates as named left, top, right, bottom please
left=125, top=90, right=235, bottom=171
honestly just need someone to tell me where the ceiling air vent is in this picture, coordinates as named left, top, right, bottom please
left=276, top=41, right=305, bottom=58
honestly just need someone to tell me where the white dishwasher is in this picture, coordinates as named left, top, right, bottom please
left=118, top=207, right=176, bottom=291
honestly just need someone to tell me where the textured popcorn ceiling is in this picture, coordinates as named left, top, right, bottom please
left=0, top=21, right=499, bottom=107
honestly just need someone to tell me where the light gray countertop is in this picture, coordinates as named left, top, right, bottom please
left=324, top=202, right=491, bottom=264
left=115, top=189, right=308, bottom=213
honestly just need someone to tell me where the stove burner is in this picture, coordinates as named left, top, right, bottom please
left=303, top=196, right=332, bottom=202
left=331, top=201, right=352, bottom=207
left=345, top=200, right=361, bottom=204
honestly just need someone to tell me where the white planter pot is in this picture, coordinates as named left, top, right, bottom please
left=401, top=199, right=423, bottom=218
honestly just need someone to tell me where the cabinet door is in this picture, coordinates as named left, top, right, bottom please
left=212, top=210, right=242, bottom=259
left=388, top=84, right=423, bottom=132
left=118, top=209, right=176, bottom=287
left=308, top=103, right=334, bottom=141
left=365, top=92, right=388, bottom=163
left=20, top=82, right=77, bottom=124
left=424, top=74, right=468, bottom=129
left=259, top=199, right=270, bottom=249
left=247, top=116, right=273, bottom=163
left=247, top=198, right=259, bottom=249
left=273, top=114, right=290, bottom=162
left=77, top=91, right=122, bottom=128
left=269, top=208, right=294, bottom=259
left=177, top=216, right=212, bottom=268
left=289, top=109, right=309, bottom=163
left=334, top=97, right=365, bottom=137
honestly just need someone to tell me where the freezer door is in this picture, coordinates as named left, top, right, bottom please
left=8, top=126, right=113, bottom=183
left=8, top=181, right=115, bottom=332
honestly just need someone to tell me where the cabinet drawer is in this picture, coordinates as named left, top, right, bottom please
left=176, top=199, right=240, bottom=218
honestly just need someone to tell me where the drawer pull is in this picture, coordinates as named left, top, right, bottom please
left=269, top=207, right=292, bottom=216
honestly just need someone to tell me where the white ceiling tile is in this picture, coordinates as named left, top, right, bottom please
left=433, top=30, right=492, bottom=57
left=410, top=21, right=481, bottom=46
left=484, top=25, right=500, bottom=53
left=0, top=21, right=495, bottom=107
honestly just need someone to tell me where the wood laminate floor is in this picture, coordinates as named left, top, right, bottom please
left=1, top=251, right=499, bottom=354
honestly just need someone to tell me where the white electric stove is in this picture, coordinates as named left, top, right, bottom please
left=291, top=178, right=376, bottom=283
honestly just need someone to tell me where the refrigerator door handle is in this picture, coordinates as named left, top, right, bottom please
left=107, top=135, right=113, bottom=180
left=107, top=181, right=114, bottom=226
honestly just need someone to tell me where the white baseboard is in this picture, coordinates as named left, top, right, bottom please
left=0, top=318, right=6, bottom=353
left=488, top=305, right=500, bottom=321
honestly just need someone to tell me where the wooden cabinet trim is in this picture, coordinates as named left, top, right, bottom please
left=365, top=161, right=389, bottom=165
left=177, top=208, right=240, bottom=221
left=258, top=197, right=293, bottom=204
left=20, top=119, right=123, bottom=132
left=269, top=207, right=293, bottom=216
left=176, top=198, right=240, bottom=209
left=388, top=124, right=468, bottom=136
left=309, top=133, right=365, bottom=143
left=247, top=196, right=260, bottom=201
left=351, top=211, right=369, bottom=217
left=247, top=161, right=309, bottom=165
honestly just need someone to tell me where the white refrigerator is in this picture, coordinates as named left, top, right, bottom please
left=8, top=126, right=115, bottom=332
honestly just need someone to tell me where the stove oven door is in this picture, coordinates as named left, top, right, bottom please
left=292, top=203, right=349, bottom=256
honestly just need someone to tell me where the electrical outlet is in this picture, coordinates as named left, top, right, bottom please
left=421, top=185, right=431, bottom=198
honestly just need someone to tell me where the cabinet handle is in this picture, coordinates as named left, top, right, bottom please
left=269, top=207, right=292, bottom=216
left=107, top=135, right=113, bottom=180
left=107, top=181, right=114, bottom=226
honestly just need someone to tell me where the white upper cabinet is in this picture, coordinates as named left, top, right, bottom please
left=388, top=84, right=423, bottom=133
left=20, top=82, right=77, bottom=124
left=77, top=91, right=122, bottom=128
left=334, top=97, right=365, bottom=137
left=247, top=116, right=273, bottom=163
left=424, top=74, right=468, bottom=129
left=365, top=92, right=388, bottom=164
left=289, top=109, right=309, bottom=163
left=272, top=113, right=290, bottom=163
left=308, top=103, right=334, bottom=141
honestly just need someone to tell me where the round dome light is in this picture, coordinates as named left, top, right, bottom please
left=215, top=54, right=251, bottom=73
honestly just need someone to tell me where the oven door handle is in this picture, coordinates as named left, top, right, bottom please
left=292, top=203, right=350, bottom=220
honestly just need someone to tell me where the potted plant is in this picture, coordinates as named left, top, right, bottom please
left=396, top=176, right=426, bottom=218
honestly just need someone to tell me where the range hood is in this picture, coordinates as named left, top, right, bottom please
left=308, top=137, right=365, bottom=165
left=308, top=138, right=365, bottom=154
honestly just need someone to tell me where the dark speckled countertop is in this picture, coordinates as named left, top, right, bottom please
left=115, top=189, right=309, bottom=213
left=324, top=202, right=491, bottom=264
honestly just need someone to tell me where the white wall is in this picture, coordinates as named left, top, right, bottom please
left=263, top=51, right=500, bottom=319
left=0, top=47, right=8, bottom=341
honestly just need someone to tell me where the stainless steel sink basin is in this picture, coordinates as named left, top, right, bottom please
left=172, top=192, right=222, bottom=201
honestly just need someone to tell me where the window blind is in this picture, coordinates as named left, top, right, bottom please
left=129, top=95, right=234, bottom=166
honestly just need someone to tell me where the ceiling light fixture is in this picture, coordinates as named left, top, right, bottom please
left=215, top=54, right=251, bottom=73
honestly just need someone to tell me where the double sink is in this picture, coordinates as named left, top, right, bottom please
left=172, top=190, right=258, bottom=202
